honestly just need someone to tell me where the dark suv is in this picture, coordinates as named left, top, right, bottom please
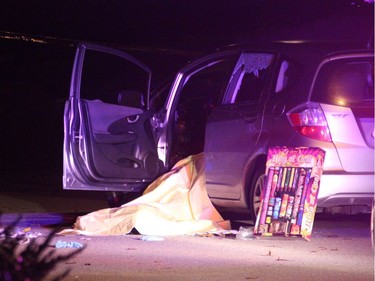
left=63, top=41, right=374, bottom=220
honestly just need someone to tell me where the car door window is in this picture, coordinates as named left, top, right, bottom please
left=224, top=53, right=274, bottom=104
left=275, top=60, right=290, bottom=93
left=80, top=50, right=149, bottom=107
left=170, top=57, right=237, bottom=163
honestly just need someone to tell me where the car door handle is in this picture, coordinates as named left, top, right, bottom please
left=127, top=115, right=140, bottom=123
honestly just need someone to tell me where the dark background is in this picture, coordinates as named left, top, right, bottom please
left=0, top=1, right=373, bottom=192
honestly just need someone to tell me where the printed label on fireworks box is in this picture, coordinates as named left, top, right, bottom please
left=254, top=146, right=325, bottom=241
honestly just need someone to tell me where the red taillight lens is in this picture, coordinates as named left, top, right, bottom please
left=287, top=106, right=332, bottom=142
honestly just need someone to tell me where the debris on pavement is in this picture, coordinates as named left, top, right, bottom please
left=236, top=226, right=255, bottom=240
left=0, top=226, right=44, bottom=244
left=55, top=240, right=84, bottom=248
left=139, top=236, right=165, bottom=241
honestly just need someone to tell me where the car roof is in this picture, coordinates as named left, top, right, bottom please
left=216, top=40, right=374, bottom=61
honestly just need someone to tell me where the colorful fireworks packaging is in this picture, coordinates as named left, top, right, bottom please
left=254, top=147, right=325, bottom=241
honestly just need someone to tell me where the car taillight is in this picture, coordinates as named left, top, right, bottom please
left=287, top=105, right=332, bottom=142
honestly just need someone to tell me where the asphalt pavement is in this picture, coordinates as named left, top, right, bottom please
left=0, top=187, right=374, bottom=281
left=0, top=188, right=108, bottom=225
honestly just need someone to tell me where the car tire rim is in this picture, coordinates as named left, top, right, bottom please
left=253, top=173, right=264, bottom=218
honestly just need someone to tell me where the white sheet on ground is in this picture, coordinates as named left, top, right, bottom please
left=59, top=154, right=231, bottom=236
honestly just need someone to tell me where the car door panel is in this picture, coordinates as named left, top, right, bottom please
left=83, top=100, right=157, bottom=178
left=205, top=53, right=274, bottom=200
left=63, top=43, right=161, bottom=191
left=205, top=103, right=262, bottom=199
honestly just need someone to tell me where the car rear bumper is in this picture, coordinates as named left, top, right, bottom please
left=317, top=173, right=374, bottom=208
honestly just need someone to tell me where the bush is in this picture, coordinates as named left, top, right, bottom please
left=0, top=215, right=84, bottom=281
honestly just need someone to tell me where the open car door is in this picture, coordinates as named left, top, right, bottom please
left=63, top=43, right=163, bottom=192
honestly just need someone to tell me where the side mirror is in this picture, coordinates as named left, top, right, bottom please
left=118, top=91, right=145, bottom=108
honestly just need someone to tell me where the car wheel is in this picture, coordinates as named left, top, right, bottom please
left=248, top=167, right=265, bottom=222
left=106, top=191, right=141, bottom=208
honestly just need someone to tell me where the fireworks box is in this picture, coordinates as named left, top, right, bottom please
left=254, top=147, right=325, bottom=241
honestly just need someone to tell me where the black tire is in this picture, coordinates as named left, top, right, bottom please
left=106, top=191, right=141, bottom=208
left=248, top=166, right=265, bottom=223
